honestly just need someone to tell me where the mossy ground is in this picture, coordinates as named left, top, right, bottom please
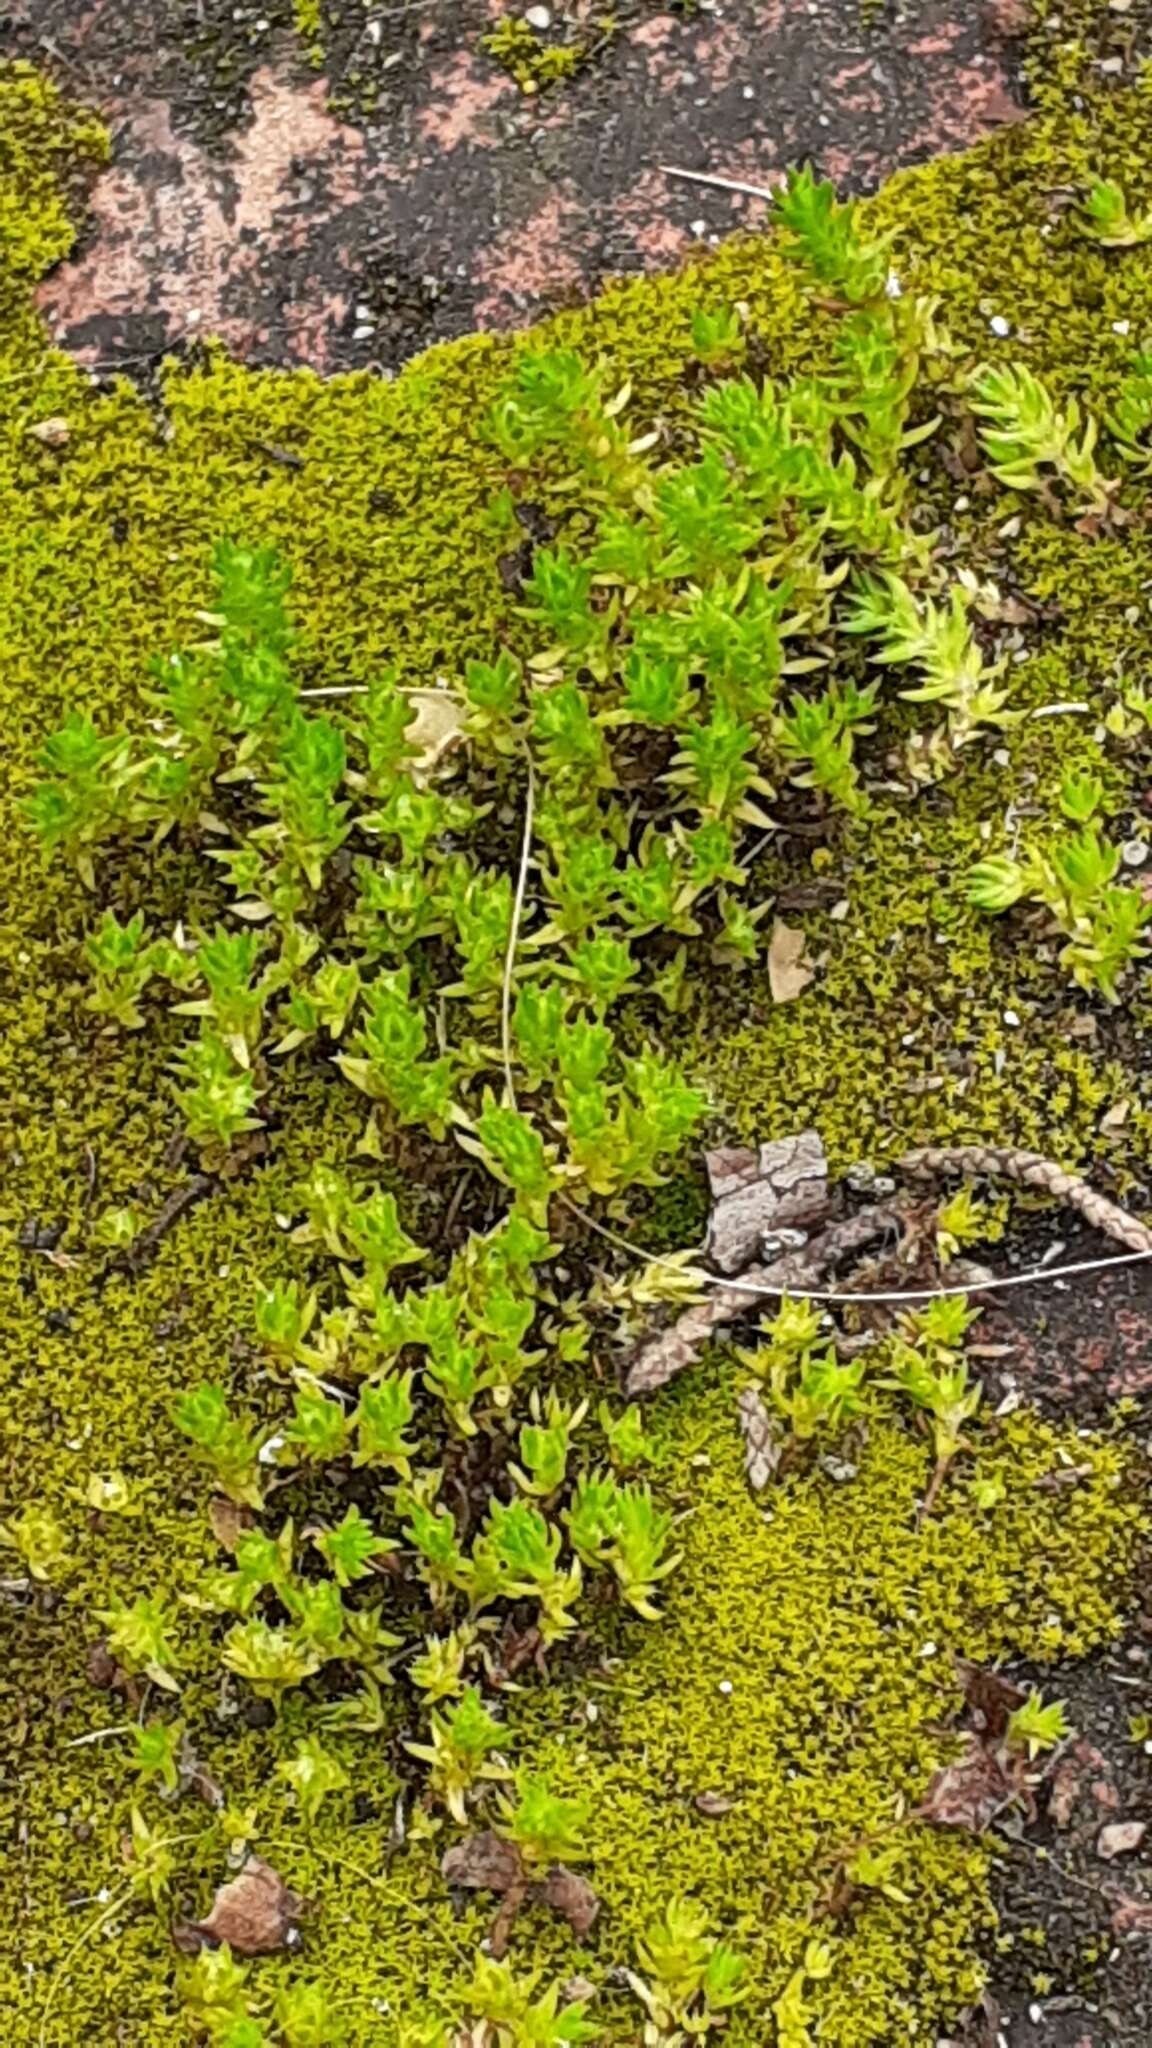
left=3, top=13, right=1152, bottom=2042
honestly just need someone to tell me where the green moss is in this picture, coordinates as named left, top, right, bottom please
left=291, top=0, right=325, bottom=68
left=4, top=27, right=1152, bottom=2047
left=482, top=10, right=621, bottom=96
left=513, top=1365, right=1140, bottom=2043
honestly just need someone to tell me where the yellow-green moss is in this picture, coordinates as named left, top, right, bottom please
left=4, top=25, right=1152, bottom=2047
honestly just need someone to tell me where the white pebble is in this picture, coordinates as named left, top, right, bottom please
left=989, top=314, right=1011, bottom=337
left=1003, top=1009, right=1021, bottom=1027
left=525, top=3, right=551, bottom=24
left=1113, top=319, right=1131, bottom=335
left=718, top=1679, right=733, bottom=1696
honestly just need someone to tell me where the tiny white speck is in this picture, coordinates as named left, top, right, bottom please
left=1113, top=319, right=1131, bottom=335
left=718, top=1679, right=733, bottom=1696
left=742, top=85, right=754, bottom=99
left=989, top=314, right=1011, bottom=337
left=1003, top=1009, right=1021, bottom=1027
left=690, top=219, right=708, bottom=236
left=885, top=271, right=903, bottom=300
left=257, top=1432, right=286, bottom=1466
left=920, top=1642, right=938, bottom=1658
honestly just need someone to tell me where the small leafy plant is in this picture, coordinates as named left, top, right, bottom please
left=884, top=1298, right=982, bottom=1516
left=968, top=776, right=1151, bottom=1000
left=1008, top=1690, right=1072, bottom=1759
left=1079, top=177, right=1152, bottom=247
left=624, top=1896, right=748, bottom=2041
left=970, top=362, right=1113, bottom=515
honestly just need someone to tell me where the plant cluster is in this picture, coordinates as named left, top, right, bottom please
left=491, top=169, right=1024, bottom=807
left=623, top=1897, right=748, bottom=2042
left=737, top=1297, right=867, bottom=1457
left=968, top=773, right=1151, bottom=1000
left=22, top=152, right=1149, bottom=2046
left=1079, top=176, right=1152, bottom=248
left=481, top=14, right=612, bottom=94
left=183, top=1945, right=352, bottom=2046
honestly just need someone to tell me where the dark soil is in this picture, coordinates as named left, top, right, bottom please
left=943, top=1228, right=1152, bottom=2048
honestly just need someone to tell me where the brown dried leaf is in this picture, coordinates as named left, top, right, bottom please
left=1046, top=1739, right=1111, bottom=1829
left=441, top=1831, right=525, bottom=1896
left=207, top=1497, right=253, bottom=1553
left=1111, top=1890, right=1152, bottom=1936
left=955, top=1659, right=1027, bottom=1741
left=541, top=1864, right=600, bottom=1939
left=85, top=1639, right=120, bottom=1690
left=191, top=1856, right=303, bottom=1955
left=767, top=919, right=814, bottom=1004
left=919, top=1737, right=1021, bottom=1832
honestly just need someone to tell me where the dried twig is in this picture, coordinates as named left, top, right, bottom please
left=625, top=1202, right=906, bottom=1397
left=899, top=1144, right=1152, bottom=1255
left=736, top=1385, right=781, bottom=1490
left=108, top=1173, right=215, bottom=1277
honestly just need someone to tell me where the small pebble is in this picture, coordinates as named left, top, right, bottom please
left=1113, top=318, right=1132, bottom=335
left=1098, top=1819, right=1147, bottom=1859
left=525, top=3, right=551, bottom=23
left=989, top=314, right=1011, bottom=337
left=1121, top=837, right=1149, bottom=867
left=717, top=1679, right=733, bottom=1696
left=1003, top=1008, right=1021, bottom=1027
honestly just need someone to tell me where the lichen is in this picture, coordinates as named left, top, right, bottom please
left=4, top=15, right=1152, bottom=2044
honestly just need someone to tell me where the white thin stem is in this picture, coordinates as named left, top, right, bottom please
left=660, top=164, right=781, bottom=202
left=297, top=685, right=370, bottom=699
left=1031, top=702, right=1090, bottom=718
left=566, top=1195, right=1152, bottom=1304
left=500, top=748, right=537, bottom=1112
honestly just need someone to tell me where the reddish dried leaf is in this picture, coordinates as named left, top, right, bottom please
left=955, top=1658, right=1027, bottom=1740
left=1111, top=1891, right=1152, bottom=1937
left=85, top=1639, right=120, bottom=1690
left=1048, top=1740, right=1112, bottom=1830
left=541, top=1864, right=600, bottom=1939
left=191, top=1856, right=303, bottom=1955
left=920, top=1738, right=1020, bottom=1832
left=441, top=1831, right=525, bottom=1896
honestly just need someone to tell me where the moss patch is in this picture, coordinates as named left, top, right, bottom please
left=3, top=19, right=1152, bottom=2045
